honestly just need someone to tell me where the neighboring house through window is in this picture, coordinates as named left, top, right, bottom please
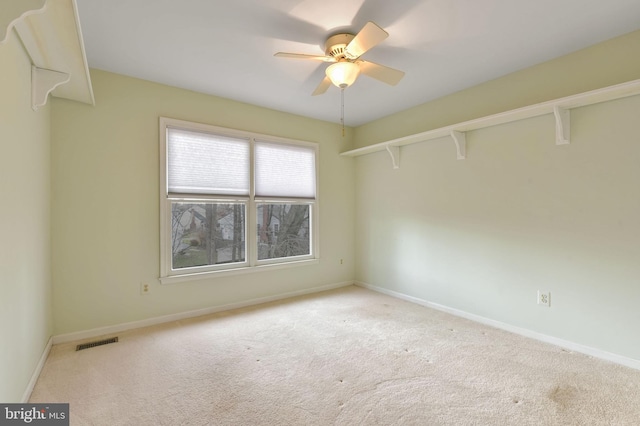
left=159, top=117, right=318, bottom=282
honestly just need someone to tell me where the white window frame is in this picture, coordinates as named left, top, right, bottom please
left=159, top=117, right=319, bottom=284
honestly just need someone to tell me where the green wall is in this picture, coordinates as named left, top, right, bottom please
left=0, top=32, right=53, bottom=402
left=51, top=70, right=356, bottom=335
left=354, top=30, right=640, bottom=360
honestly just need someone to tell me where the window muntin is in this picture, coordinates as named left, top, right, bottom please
left=160, top=118, right=318, bottom=280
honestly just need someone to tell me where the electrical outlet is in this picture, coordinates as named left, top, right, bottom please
left=537, top=290, right=550, bottom=307
left=140, top=282, right=150, bottom=295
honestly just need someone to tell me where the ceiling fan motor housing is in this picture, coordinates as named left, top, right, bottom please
left=274, top=21, right=403, bottom=96
left=325, top=33, right=355, bottom=59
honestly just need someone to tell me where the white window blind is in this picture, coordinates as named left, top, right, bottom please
left=167, top=128, right=250, bottom=196
left=254, top=141, right=316, bottom=199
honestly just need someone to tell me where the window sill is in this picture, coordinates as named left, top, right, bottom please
left=159, top=258, right=320, bottom=285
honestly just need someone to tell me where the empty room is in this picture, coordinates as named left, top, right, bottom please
left=2, top=0, right=640, bottom=424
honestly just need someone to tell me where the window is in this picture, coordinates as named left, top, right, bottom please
left=160, top=118, right=318, bottom=281
left=257, top=203, right=310, bottom=261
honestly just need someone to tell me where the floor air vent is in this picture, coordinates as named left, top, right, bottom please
left=76, top=337, right=118, bottom=351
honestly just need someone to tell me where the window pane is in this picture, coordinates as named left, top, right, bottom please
left=257, top=204, right=310, bottom=260
left=255, top=141, right=316, bottom=199
left=167, top=128, right=250, bottom=196
left=171, top=202, right=246, bottom=269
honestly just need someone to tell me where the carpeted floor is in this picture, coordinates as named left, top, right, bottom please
left=30, top=286, right=640, bottom=425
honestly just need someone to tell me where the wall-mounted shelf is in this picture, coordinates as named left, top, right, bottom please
left=1, top=0, right=94, bottom=110
left=0, top=0, right=46, bottom=45
left=340, top=78, right=640, bottom=168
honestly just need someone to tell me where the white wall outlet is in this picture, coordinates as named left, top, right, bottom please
left=537, top=290, right=550, bottom=307
left=140, top=282, right=150, bottom=295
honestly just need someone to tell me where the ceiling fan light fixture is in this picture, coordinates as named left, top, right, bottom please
left=326, top=61, right=360, bottom=89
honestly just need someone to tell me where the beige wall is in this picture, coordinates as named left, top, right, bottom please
left=51, top=70, right=355, bottom=335
left=354, top=31, right=640, bottom=360
left=0, top=32, right=53, bottom=401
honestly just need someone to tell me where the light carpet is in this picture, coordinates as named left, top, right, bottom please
left=30, top=286, right=640, bottom=425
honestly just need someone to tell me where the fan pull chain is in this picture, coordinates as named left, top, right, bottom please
left=341, top=87, right=345, bottom=137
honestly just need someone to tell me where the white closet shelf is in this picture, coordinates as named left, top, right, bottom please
left=1, top=0, right=94, bottom=109
left=340, top=78, right=640, bottom=167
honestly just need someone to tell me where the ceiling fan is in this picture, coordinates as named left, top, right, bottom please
left=275, top=21, right=405, bottom=96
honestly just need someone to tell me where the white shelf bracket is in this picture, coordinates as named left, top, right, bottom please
left=553, top=106, right=570, bottom=145
left=0, top=0, right=47, bottom=45
left=32, top=66, right=70, bottom=110
left=450, top=130, right=466, bottom=160
left=386, top=145, right=400, bottom=169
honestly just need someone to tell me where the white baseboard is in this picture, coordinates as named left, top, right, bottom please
left=53, top=281, right=354, bottom=345
left=355, top=281, right=640, bottom=371
left=22, top=336, right=52, bottom=403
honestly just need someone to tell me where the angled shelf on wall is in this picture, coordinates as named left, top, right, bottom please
left=31, top=66, right=70, bottom=110
left=553, top=106, right=570, bottom=145
left=340, top=78, right=640, bottom=168
left=1, top=0, right=94, bottom=110
left=0, top=0, right=46, bottom=45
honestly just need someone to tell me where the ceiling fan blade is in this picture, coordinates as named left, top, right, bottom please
left=344, top=21, right=388, bottom=59
left=312, top=76, right=332, bottom=96
left=357, top=60, right=405, bottom=86
left=274, top=52, right=335, bottom=62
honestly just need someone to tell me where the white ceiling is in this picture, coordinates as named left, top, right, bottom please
left=76, top=0, right=640, bottom=127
